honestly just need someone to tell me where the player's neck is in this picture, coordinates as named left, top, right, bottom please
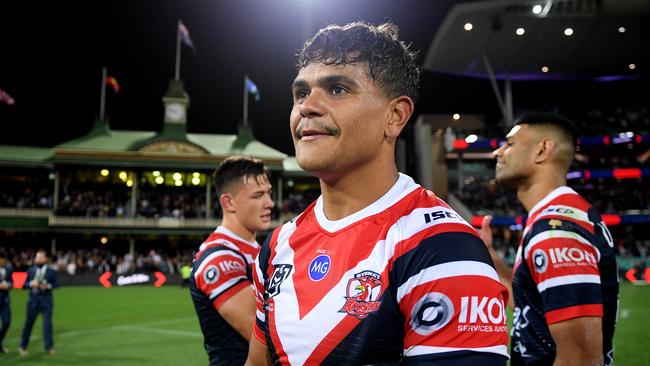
left=319, top=159, right=399, bottom=221
left=517, top=173, right=567, bottom=212
left=220, top=216, right=256, bottom=242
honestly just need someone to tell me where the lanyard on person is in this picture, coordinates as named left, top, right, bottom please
left=0, top=267, right=4, bottom=282
left=37, top=265, right=47, bottom=282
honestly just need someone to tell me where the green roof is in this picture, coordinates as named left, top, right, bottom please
left=0, top=145, right=53, bottom=166
left=55, top=120, right=156, bottom=151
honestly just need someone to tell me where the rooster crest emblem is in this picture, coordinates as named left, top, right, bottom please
left=339, top=271, right=383, bottom=319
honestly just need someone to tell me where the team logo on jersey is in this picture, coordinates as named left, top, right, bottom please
left=267, top=264, right=293, bottom=299
left=203, top=265, right=219, bottom=284
left=308, top=255, right=331, bottom=282
left=532, top=249, right=548, bottom=273
left=339, top=271, right=382, bottom=319
left=409, top=292, right=454, bottom=335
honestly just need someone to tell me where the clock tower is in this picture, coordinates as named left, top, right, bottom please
left=162, top=79, right=190, bottom=125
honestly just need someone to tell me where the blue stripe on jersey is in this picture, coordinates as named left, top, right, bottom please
left=404, top=351, right=507, bottom=365
left=541, top=283, right=602, bottom=312
left=392, top=232, right=495, bottom=290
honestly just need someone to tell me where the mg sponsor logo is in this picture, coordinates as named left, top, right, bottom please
left=308, top=255, right=331, bottom=282
left=549, top=247, right=597, bottom=265
left=458, top=296, right=507, bottom=333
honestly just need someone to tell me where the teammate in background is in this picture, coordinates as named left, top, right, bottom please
left=247, top=21, right=509, bottom=365
left=190, top=156, right=274, bottom=365
left=0, top=251, right=13, bottom=354
left=480, top=113, right=619, bottom=366
left=19, top=249, right=59, bottom=356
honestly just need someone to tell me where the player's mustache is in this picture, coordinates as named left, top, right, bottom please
left=295, top=120, right=341, bottom=139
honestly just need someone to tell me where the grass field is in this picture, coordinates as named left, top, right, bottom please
left=0, top=282, right=648, bottom=365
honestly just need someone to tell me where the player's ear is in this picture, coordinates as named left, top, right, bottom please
left=219, top=193, right=236, bottom=213
left=385, top=96, right=414, bottom=140
left=534, top=138, right=555, bottom=164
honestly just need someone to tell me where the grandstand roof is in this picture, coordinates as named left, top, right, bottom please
left=0, top=145, right=53, bottom=167
left=424, top=0, right=650, bottom=80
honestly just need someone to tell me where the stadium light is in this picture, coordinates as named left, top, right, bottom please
left=172, top=172, right=182, bottom=181
left=100, top=169, right=109, bottom=177
left=119, top=171, right=128, bottom=181
left=100, top=236, right=108, bottom=245
left=174, top=180, right=183, bottom=186
left=516, top=27, right=525, bottom=36
left=192, top=172, right=200, bottom=177
left=618, top=26, right=626, bottom=33
left=453, top=113, right=461, bottom=120
left=126, top=179, right=133, bottom=187
left=155, top=176, right=164, bottom=185
left=192, top=177, right=201, bottom=185
left=629, top=63, right=636, bottom=70
left=564, top=27, right=574, bottom=36
left=465, top=134, right=478, bottom=143
left=541, top=66, right=549, bottom=73
left=532, top=4, right=543, bottom=14
left=152, top=170, right=161, bottom=177
left=464, top=23, right=473, bottom=31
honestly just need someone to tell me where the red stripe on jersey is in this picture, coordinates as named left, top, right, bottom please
left=399, top=276, right=509, bottom=350
left=304, top=313, right=362, bottom=365
left=197, top=231, right=260, bottom=263
left=213, top=281, right=250, bottom=309
left=268, top=297, right=290, bottom=365
left=253, top=323, right=266, bottom=345
left=526, top=238, right=600, bottom=285
left=545, top=304, right=603, bottom=324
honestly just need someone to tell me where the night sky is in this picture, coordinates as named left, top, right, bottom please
left=0, top=0, right=473, bottom=154
left=1, top=1, right=647, bottom=155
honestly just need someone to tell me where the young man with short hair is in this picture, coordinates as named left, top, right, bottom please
left=247, top=22, right=509, bottom=365
left=190, top=156, right=274, bottom=365
left=481, top=113, right=619, bottom=365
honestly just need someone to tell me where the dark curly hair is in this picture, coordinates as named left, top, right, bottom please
left=297, top=21, right=420, bottom=102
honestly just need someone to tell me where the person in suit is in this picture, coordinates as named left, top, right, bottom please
left=19, top=249, right=59, bottom=356
left=0, top=251, right=13, bottom=354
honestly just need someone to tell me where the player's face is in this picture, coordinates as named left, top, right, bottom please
left=290, top=62, right=392, bottom=180
left=494, top=124, right=538, bottom=187
left=230, top=174, right=274, bottom=232
left=34, top=252, right=48, bottom=265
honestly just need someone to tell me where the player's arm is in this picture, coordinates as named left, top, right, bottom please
left=479, top=215, right=514, bottom=308
left=218, top=285, right=256, bottom=341
left=550, top=316, right=603, bottom=366
left=245, top=336, right=271, bottom=366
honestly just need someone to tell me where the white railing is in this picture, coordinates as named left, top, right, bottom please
left=0, top=208, right=50, bottom=218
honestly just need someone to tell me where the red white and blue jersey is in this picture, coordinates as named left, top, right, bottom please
left=510, top=186, right=619, bottom=366
left=253, top=174, right=509, bottom=365
left=190, top=226, right=261, bottom=365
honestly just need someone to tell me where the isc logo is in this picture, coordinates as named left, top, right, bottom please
left=218, top=260, right=245, bottom=273
left=459, top=296, right=506, bottom=324
left=423, top=210, right=461, bottom=224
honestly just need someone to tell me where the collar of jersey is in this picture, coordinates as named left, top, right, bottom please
left=313, top=172, right=419, bottom=233
left=528, top=185, right=578, bottom=218
left=214, top=226, right=259, bottom=247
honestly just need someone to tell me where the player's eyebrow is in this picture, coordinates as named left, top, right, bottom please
left=292, top=75, right=359, bottom=90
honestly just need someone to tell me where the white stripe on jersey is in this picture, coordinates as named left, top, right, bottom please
left=314, top=173, right=419, bottom=233
left=396, top=261, right=500, bottom=303
left=199, top=238, right=240, bottom=253
left=404, top=344, right=509, bottom=359
left=528, top=186, right=577, bottom=218
left=194, top=250, right=242, bottom=280
left=537, top=274, right=601, bottom=293
left=534, top=205, right=592, bottom=227
left=208, top=276, right=248, bottom=300
left=524, top=230, right=601, bottom=262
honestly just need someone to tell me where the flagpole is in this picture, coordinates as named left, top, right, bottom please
left=100, top=67, right=107, bottom=121
left=243, top=75, right=249, bottom=128
left=175, top=20, right=181, bottom=81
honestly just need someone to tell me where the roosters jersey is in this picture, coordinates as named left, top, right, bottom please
left=190, top=226, right=261, bottom=365
left=510, top=186, right=619, bottom=366
left=253, top=174, right=509, bottom=365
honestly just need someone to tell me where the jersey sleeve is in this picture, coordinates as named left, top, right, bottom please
left=395, top=230, right=509, bottom=363
left=523, top=218, right=604, bottom=324
left=194, top=248, right=250, bottom=310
